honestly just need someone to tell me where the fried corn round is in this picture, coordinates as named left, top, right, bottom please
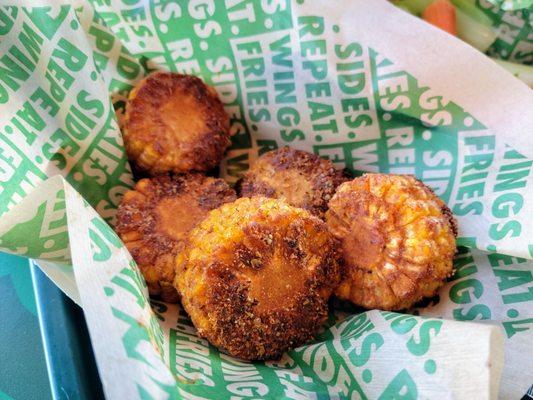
left=116, top=174, right=236, bottom=302
left=237, top=147, right=347, bottom=218
left=326, top=174, right=457, bottom=310
left=175, top=197, right=343, bottom=360
left=123, top=72, right=231, bottom=175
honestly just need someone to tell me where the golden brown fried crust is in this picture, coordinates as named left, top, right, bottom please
left=115, top=173, right=236, bottom=302
left=237, top=147, right=347, bottom=218
left=175, top=197, right=344, bottom=360
left=123, top=72, right=231, bottom=175
left=326, top=174, right=457, bottom=311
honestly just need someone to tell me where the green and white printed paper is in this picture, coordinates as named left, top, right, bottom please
left=0, top=0, right=532, bottom=399
left=478, top=0, right=532, bottom=64
left=484, top=0, right=532, bottom=11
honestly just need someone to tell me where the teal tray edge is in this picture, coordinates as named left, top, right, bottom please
left=31, top=263, right=105, bottom=400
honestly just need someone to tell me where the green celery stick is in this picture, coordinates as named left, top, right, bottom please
left=392, top=0, right=433, bottom=15
left=455, top=7, right=498, bottom=52
left=450, top=0, right=495, bottom=26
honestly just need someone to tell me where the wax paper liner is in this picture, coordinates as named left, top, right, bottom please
left=0, top=1, right=532, bottom=399
left=477, top=0, right=532, bottom=65
left=483, top=0, right=532, bottom=11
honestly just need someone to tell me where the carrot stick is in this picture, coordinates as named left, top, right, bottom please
left=423, top=0, right=457, bottom=36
